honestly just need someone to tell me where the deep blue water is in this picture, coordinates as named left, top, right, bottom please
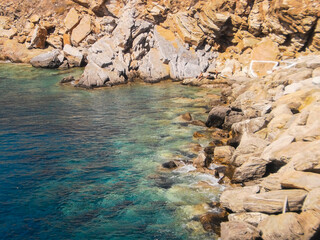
left=0, top=64, right=221, bottom=239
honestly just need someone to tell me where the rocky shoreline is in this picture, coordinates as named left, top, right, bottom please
left=1, top=0, right=320, bottom=239
left=179, top=54, right=320, bottom=239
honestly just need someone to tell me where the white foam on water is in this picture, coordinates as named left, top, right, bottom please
left=173, top=164, right=196, bottom=173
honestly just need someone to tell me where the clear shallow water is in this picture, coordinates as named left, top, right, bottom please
left=0, top=64, right=222, bottom=239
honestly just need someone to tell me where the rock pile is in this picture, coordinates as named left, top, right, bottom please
left=191, top=54, right=320, bottom=239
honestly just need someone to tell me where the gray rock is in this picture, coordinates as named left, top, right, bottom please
left=206, top=106, right=231, bottom=128
left=138, top=48, right=170, bottom=83
left=63, top=44, right=84, bottom=67
left=77, top=62, right=126, bottom=88
left=30, top=49, right=62, bottom=68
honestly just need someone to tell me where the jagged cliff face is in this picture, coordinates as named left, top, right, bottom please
left=0, top=0, right=319, bottom=86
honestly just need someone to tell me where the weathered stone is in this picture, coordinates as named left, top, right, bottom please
left=298, top=210, right=320, bottom=239
left=162, top=161, right=178, bottom=169
left=30, top=49, right=61, bottom=68
left=281, top=170, right=320, bottom=191
left=258, top=213, right=304, bottom=240
left=193, top=152, right=211, bottom=168
left=214, top=146, right=235, bottom=165
left=0, top=28, right=17, bottom=39
left=28, top=25, right=47, bottom=49
left=228, top=212, right=268, bottom=227
left=71, top=15, right=92, bottom=46
left=302, top=188, right=320, bottom=212
left=232, top=133, right=270, bottom=167
left=233, top=158, right=268, bottom=182
left=200, top=210, right=228, bottom=235
left=223, top=111, right=244, bottom=130
left=139, top=48, right=170, bottom=83
left=232, top=117, right=267, bottom=135
left=220, top=185, right=260, bottom=213
left=63, top=44, right=83, bottom=67
left=46, top=35, right=63, bottom=49
left=244, top=189, right=307, bottom=214
left=261, top=134, right=295, bottom=162
left=77, top=62, right=126, bottom=88
left=206, top=106, right=231, bottom=128
left=30, top=14, right=40, bottom=24
left=64, top=8, right=80, bottom=31
left=221, top=221, right=261, bottom=240
left=250, top=38, right=280, bottom=77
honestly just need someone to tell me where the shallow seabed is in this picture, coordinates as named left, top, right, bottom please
left=0, top=64, right=222, bottom=240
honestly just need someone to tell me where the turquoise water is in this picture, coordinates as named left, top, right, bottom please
left=0, top=64, right=221, bottom=239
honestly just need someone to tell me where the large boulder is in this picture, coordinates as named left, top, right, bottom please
left=250, top=38, right=280, bottom=77
left=71, top=15, right=92, bottom=46
left=228, top=212, right=268, bottom=227
left=259, top=211, right=320, bottom=240
left=232, top=157, right=268, bottom=183
left=77, top=62, right=126, bottom=88
left=258, top=213, right=304, bottom=240
left=63, top=44, right=84, bottom=67
left=243, top=189, right=308, bottom=214
left=220, top=185, right=260, bottom=213
left=302, top=188, right=320, bottom=212
left=213, top=146, right=235, bottom=164
left=64, top=8, right=80, bottom=31
left=27, top=25, right=47, bottom=49
left=281, top=170, right=320, bottom=191
left=206, top=106, right=231, bottom=128
left=221, top=221, right=261, bottom=240
left=30, top=49, right=62, bottom=68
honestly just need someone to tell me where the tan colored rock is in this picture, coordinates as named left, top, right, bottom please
left=233, top=157, right=268, bottom=183
left=0, top=28, right=17, bottom=39
left=258, top=213, right=304, bottom=240
left=228, top=212, right=268, bottom=227
left=261, top=134, right=295, bottom=162
left=298, top=210, right=320, bottom=239
left=221, top=221, right=261, bottom=240
left=281, top=170, right=320, bottom=192
left=302, top=188, right=320, bottom=212
left=244, top=189, right=307, bottom=214
left=0, top=38, right=52, bottom=63
left=193, top=152, right=211, bottom=168
left=220, top=185, right=260, bottom=213
left=64, top=7, right=80, bottom=31
left=30, top=14, right=40, bottom=23
left=250, top=38, right=280, bottom=77
left=27, top=25, right=47, bottom=49
left=214, top=146, right=235, bottom=164
left=259, top=211, right=320, bottom=240
left=173, top=12, right=205, bottom=46
left=46, top=35, right=63, bottom=49
left=71, top=15, right=92, bottom=46
left=63, top=33, right=71, bottom=46
left=313, top=67, right=320, bottom=78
